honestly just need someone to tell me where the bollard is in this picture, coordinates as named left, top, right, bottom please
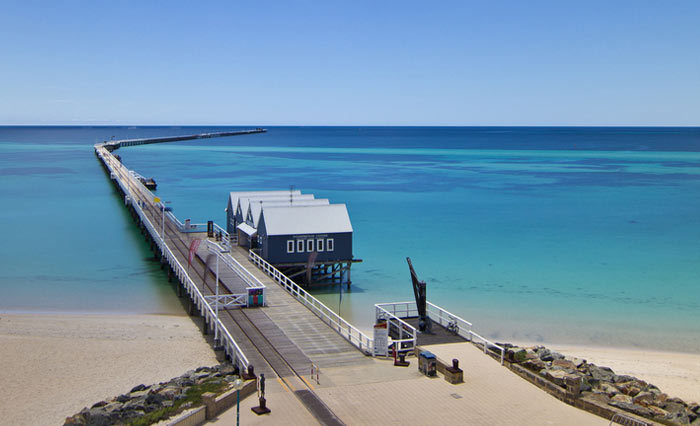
left=243, top=365, right=256, bottom=380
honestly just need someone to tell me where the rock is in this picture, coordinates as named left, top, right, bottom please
left=539, top=348, right=553, bottom=361
left=617, top=381, right=644, bottom=397
left=103, top=402, right=122, bottom=414
left=552, top=359, right=577, bottom=370
left=611, top=394, right=633, bottom=404
left=689, top=403, right=699, bottom=414
left=596, top=382, right=620, bottom=397
left=613, top=374, right=635, bottom=384
left=128, top=389, right=149, bottom=399
left=664, top=401, right=687, bottom=414
left=85, top=408, right=111, bottom=426
left=158, top=386, right=180, bottom=399
left=583, top=391, right=610, bottom=405
left=162, top=400, right=174, bottom=408
left=580, top=377, right=593, bottom=392
left=522, top=358, right=546, bottom=372
left=589, top=365, right=615, bottom=382
left=648, top=405, right=669, bottom=418
left=90, top=401, right=107, bottom=409
left=633, top=391, right=655, bottom=407
left=123, top=397, right=146, bottom=411
left=145, top=393, right=165, bottom=405
left=665, top=411, right=692, bottom=425
left=129, top=384, right=149, bottom=393
left=115, top=394, right=130, bottom=403
left=564, top=356, right=585, bottom=368
left=63, top=413, right=87, bottom=426
left=608, top=401, right=654, bottom=418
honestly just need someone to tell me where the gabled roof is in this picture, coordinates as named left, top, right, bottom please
left=227, top=190, right=301, bottom=213
left=261, top=204, right=352, bottom=236
left=249, top=199, right=330, bottom=227
left=239, top=194, right=315, bottom=219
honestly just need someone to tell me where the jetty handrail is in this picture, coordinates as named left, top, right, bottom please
left=206, top=241, right=266, bottom=290
left=248, top=250, right=373, bottom=354
left=95, top=144, right=250, bottom=370
left=376, top=300, right=505, bottom=365
left=374, top=303, right=417, bottom=353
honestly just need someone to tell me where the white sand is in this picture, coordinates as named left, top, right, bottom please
left=0, top=313, right=217, bottom=426
left=514, top=341, right=700, bottom=404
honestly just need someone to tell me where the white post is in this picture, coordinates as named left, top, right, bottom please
left=215, top=252, right=220, bottom=341
left=161, top=204, right=165, bottom=243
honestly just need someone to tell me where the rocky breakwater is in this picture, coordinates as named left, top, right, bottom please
left=64, top=364, right=240, bottom=426
left=503, top=344, right=699, bottom=425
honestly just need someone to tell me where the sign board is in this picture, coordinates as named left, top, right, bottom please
left=247, top=288, right=264, bottom=307
left=373, top=321, right=389, bottom=357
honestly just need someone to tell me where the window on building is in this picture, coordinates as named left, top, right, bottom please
left=297, top=239, right=305, bottom=253
left=317, top=238, right=324, bottom=252
left=287, top=240, right=294, bottom=253
left=327, top=238, right=334, bottom=251
left=307, top=239, right=314, bottom=252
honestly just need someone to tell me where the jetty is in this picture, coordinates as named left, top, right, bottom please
left=92, top=131, right=625, bottom=426
left=94, top=131, right=374, bottom=424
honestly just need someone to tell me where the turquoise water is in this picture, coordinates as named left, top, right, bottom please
left=2, top=126, right=699, bottom=351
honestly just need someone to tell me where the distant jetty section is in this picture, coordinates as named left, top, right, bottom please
left=102, top=128, right=266, bottom=151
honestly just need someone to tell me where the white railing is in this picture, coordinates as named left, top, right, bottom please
left=248, top=250, right=374, bottom=354
left=374, top=303, right=417, bottom=354
left=95, top=144, right=250, bottom=370
left=374, top=300, right=505, bottom=365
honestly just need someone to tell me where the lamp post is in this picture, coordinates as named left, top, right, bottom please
left=233, top=378, right=244, bottom=426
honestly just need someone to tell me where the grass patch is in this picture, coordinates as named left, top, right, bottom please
left=128, top=378, right=232, bottom=426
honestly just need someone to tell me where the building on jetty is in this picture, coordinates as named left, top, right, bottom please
left=225, top=190, right=301, bottom=234
left=226, top=190, right=360, bottom=286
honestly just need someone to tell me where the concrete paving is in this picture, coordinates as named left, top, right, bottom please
left=212, top=341, right=609, bottom=425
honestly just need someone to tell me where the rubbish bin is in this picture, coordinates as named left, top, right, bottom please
left=418, top=351, right=437, bottom=377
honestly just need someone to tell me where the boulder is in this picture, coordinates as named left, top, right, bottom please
left=583, top=391, right=610, bottom=405
left=617, top=381, right=644, bottom=397
left=596, top=382, right=620, bottom=397
left=115, top=394, right=130, bottom=403
left=129, top=384, right=149, bottom=393
left=552, top=359, right=577, bottom=370
left=63, top=413, right=87, bottom=426
left=540, top=369, right=567, bottom=386
left=648, top=405, right=669, bottom=418
left=613, top=374, right=635, bottom=384
left=608, top=401, right=654, bottom=418
left=611, top=394, right=633, bottom=404
left=522, top=358, right=547, bottom=372
left=85, top=408, right=111, bottom=426
left=665, top=411, right=692, bottom=425
left=632, top=391, right=655, bottom=407
left=589, top=365, right=615, bottom=382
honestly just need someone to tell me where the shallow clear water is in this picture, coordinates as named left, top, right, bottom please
left=2, top=126, right=699, bottom=351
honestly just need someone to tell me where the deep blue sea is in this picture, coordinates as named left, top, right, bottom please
left=2, top=126, right=699, bottom=351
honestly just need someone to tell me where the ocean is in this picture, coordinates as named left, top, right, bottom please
left=1, top=126, right=699, bottom=352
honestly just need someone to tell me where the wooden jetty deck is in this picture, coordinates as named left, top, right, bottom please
left=94, top=133, right=372, bottom=425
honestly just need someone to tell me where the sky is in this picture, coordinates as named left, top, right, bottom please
left=1, top=1, right=699, bottom=126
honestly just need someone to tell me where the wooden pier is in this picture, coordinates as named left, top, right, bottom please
left=94, top=132, right=373, bottom=425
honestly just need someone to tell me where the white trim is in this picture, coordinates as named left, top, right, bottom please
left=307, top=239, right=314, bottom=252
left=327, top=238, right=334, bottom=251
left=297, top=239, right=305, bottom=253
left=317, top=238, right=324, bottom=252
left=287, top=240, right=295, bottom=253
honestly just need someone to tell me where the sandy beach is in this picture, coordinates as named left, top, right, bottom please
left=0, top=313, right=217, bottom=426
left=514, top=341, right=700, bottom=404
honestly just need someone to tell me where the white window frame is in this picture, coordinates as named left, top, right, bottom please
left=327, top=238, right=334, bottom=252
left=287, top=240, right=295, bottom=253
left=316, top=238, right=324, bottom=252
left=297, top=239, right=305, bottom=253
left=307, top=239, right=314, bottom=252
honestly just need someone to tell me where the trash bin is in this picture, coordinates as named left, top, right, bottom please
left=418, top=351, right=437, bottom=377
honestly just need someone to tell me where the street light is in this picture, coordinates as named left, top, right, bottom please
left=232, top=378, right=244, bottom=426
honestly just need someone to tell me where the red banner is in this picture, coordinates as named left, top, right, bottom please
left=188, top=239, right=201, bottom=267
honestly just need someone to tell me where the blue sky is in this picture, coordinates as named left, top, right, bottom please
left=1, top=1, right=699, bottom=125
